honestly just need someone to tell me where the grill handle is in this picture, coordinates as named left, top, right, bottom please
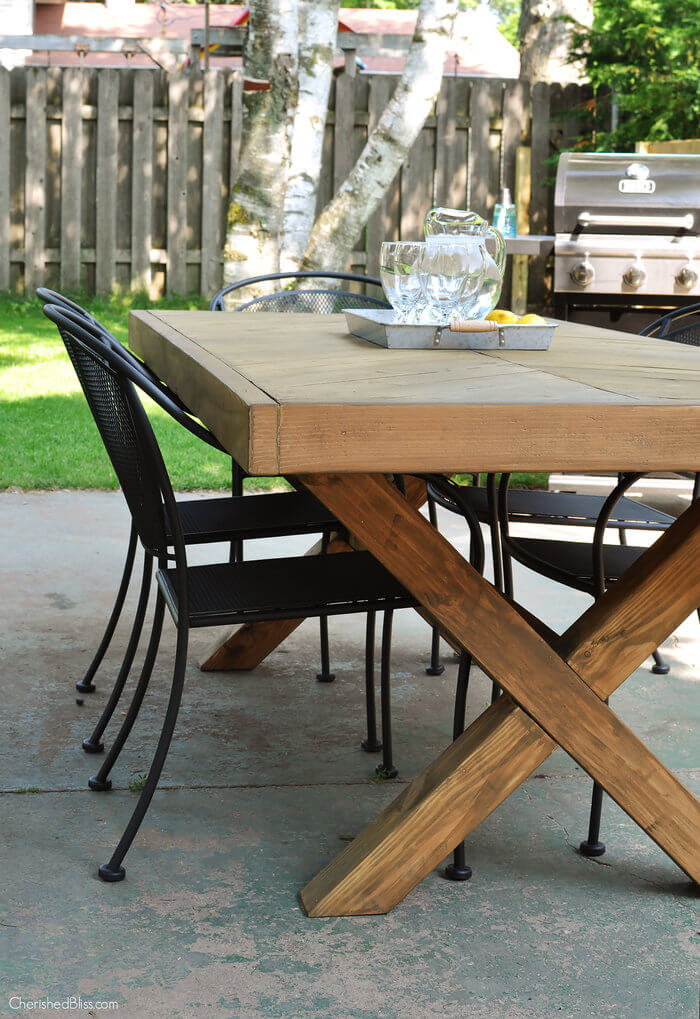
left=578, top=211, right=694, bottom=230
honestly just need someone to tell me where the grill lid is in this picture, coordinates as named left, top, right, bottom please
left=554, top=153, right=700, bottom=235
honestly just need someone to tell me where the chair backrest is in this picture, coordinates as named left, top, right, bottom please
left=42, top=305, right=176, bottom=559
left=642, top=302, right=700, bottom=345
left=210, top=271, right=388, bottom=313
left=37, top=292, right=224, bottom=452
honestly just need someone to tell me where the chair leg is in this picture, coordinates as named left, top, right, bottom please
left=651, top=649, right=670, bottom=675
left=580, top=698, right=607, bottom=857
left=98, top=616, right=189, bottom=883
left=77, top=521, right=138, bottom=693
left=425, top=497, right=445, bottom=676
left=445, top=652, right=474, bottom=881
left=229, top=460, right=244, bottom=564
left=82, top=552, right=153, bottom=754
left=316, top=532, right=335, bottom=682
left=361, top=611, right=382, bottom=752
left=376, top=610, right=398, bottom=779
left=89, top=589, right=165, bottom=792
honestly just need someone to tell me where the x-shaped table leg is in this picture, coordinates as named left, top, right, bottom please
left=298, top=473, right=700, bottom=917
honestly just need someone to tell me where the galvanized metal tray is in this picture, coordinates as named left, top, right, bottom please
left=344, top=308, right=557, bottom=350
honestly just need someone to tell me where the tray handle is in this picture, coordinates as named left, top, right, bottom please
left=449, top=319, right=499, bottom=333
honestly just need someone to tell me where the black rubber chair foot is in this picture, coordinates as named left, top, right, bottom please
left=361, top=737, right=382, bottom=753
left=98, top=862, right=125, bottom=882
left=88, top=775, right=112, bottom=792
left=375, top=764, right=398, bottom=780
left=425, top=665, right=445, bottom=676
left=82, top=738, right=104, bottom=754
left=76, top=680, right=96, bottom=693
left=652, top=662, right=670, bottom=675
left=316, top=672, right=336, bottom=683
left=579, top=840, right=606, bottom=857
left=444, top=862, right=473, bottom=882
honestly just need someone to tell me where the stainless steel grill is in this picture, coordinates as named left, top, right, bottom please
left=553, top=153, right=700, bottom=329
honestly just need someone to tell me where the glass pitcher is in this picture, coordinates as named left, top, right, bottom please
left=424, top=208, right=506, bottom=318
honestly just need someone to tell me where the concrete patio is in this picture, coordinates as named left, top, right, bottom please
left=0, top=491, right=697, bottom=1017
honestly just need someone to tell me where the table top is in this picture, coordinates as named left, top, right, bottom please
left=129, top=310, right=700, bottom=475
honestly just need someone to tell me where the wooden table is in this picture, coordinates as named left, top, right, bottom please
left=130, top=310, right=700, bottom=916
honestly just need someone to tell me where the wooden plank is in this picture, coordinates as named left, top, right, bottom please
left=95, top=69, right=119, bottom=294
left=24, top=68, right=47, bottom=292
left=500, top=81, right=527, bottom=198
left=529, top=83, right=551, bottom=310
left=59, top=67, right=82, bottom=292
left=559, top=498, right=700, bottom=695
left=167, top=68, right=188, bottom=294
left=468, top=80, right=489, bottom=219
left=0, top=68, right=10, bottom=290
left=511, top=145, right=531, bottom=315
left=128, top=309, right=278, bottom=473
left=131, top=70, right=154, bottom=294
left=228, top=70, right=243, bottom=195
left=366, top=76, right=396, bottom=277
left=333, top=63, right=356, bottom=195
left=298, top=473, right=700, bottom=914
left=200, top=69, right=224, bottom=297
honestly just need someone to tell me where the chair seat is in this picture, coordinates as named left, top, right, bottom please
left=456, top=486, right=673, bottom=531
left=171, top=491, right=337, bottom=545
left=510, top=537, right=646, bottom=594
left=158, top=551, right=416, bottom=628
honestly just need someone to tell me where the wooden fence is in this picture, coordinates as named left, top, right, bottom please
left=0, top=65, right=591, bottom=302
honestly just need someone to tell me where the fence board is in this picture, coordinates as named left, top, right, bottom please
left=24, top=68, right=46, bottom=291
left=60, top=68, right=82, bottom=291
left=334, top=62, right=356, bottom=194
left=0, top=68, right=10, bottom=290
left=229, top=70, right=242, bottom=195
left=529, top=82, right=551, bottom=310
left=131, top=70, right=154, bottom=293
left=469, top=79, right=490, bottom=219
left=201, top=69, right=224, bottom=297
left=167, top=68, right=188, bottom=293
left=95, top=69, right=118, bottom=293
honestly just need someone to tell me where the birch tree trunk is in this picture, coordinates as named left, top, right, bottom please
left=519, top=0, right=593, bottom=84
left=223, top=0, right=299, bottom=289
left=302, top=0, right=458, bottom=273
left=280, top=0, right=340, bottom=272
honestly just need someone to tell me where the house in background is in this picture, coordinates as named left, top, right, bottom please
left=0, top=0, right=519, bottom=77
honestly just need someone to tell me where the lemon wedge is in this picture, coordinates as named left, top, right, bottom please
left=485, top=309, right=519, bottom=324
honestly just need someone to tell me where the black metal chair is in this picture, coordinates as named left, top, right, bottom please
left=212, top=271, right=446, bottom=681
left=42, top=305, right=417, bottom=883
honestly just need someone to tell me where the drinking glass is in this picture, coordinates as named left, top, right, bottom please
left=418, top=237, right=486, bottom=324
left=379, top=241, right=424, bottom=322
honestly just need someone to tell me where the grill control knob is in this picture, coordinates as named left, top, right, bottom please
left=623, top=263, right=646, bottom=288
left=676, top=264, right=698, bottom=289
left=570, top=261, right=594, bottom=286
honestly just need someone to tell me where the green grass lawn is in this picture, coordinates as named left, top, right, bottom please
left=0, top=291, right=547, bottom=492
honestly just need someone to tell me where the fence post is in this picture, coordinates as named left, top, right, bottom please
left=24, top=67, right=47, bottom=293
left=167, top=67, right=188, bottom=294
left=131, top=70, right=154, bottom=295
left=60, top=67, right=83, bottom=292
left=0, top=68, right=10, bottom=290
left=201, top=68, right=224, bottom=297
left=95, top=69, right=119, bottom=294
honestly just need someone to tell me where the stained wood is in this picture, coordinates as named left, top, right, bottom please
left=167, top=68, right=188, bottom=294
left=298, top=473, right=700, bottom=913
left=0, top=68, right=10, bottom=290
left=131, top=70, right=154, bottom=294
left=24, top=68, right=47, bottom=291
left=366, top=75, right=396, bottom=277
left=200, top=69, right=224, bottom=297
left=229, top=70, right=243, bottom=193
left=129, top=311, right=700, bottom=475
left=59, top=68, right=82, bottom=291
left=333, top=66, right=355, bottom=194
left=95, top=69, right=119, bottom=294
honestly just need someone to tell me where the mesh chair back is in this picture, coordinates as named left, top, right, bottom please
left=642, top=303, right=700, bottom=345
left=43, top=306, right=172, bottom=558
left=210, top=271, right=388, bottom=312
left=236, top=289, right=389, bottom=314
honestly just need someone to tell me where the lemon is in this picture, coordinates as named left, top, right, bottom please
left=517, top=313, right=547, bottom=325
left=485, top=309, right=519, bottom=324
